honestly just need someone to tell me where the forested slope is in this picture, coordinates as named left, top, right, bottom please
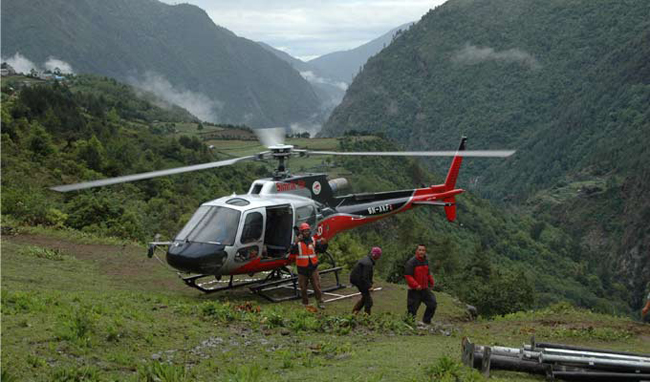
left=321, top=0, right=650, bottom=312
left=1, top=76, right=637, bottom=316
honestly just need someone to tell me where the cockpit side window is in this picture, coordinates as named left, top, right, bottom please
left=241, top=212, right=263, bottom=244
left=295, top=205, right=316, bottom=228
left=250, top=184, right=263, bottom=194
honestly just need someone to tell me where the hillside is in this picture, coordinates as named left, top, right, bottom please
left=3, top=73, right=650, bottom=379
left=2, top=229, right=648, bottom=380
left=320, top=0, right=650, bottom=312
left=1, top=0, right=322, bottom=128
left=1, top=75, right=640, bottom=316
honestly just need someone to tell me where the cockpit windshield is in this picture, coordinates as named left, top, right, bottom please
left=175, top=206, right=241, bottom=245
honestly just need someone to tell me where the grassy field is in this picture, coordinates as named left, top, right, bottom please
left=2, top=228, right=649, bottom=381
left=530, top=178, right=609, bottom=206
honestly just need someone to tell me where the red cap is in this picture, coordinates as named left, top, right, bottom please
left=371, top=247, right=382, bottom=257
left=299, top=223, right=311, bottom=231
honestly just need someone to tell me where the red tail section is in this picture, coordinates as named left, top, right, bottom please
left=444, top=197, right=456, bottom=222
left=444, top=136, right=467, bottom=191
left=442, top=137, right=466, bottom=222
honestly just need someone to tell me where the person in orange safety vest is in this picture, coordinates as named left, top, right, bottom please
left=290, top=222, right=328, bottom=308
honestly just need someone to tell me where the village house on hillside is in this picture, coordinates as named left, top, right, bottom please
left=1, top=62, right=17, bottom=76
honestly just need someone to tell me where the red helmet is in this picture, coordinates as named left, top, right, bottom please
left=299, top=223, right=311, bottom=231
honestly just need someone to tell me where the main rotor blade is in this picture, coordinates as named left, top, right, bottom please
left=50, top=155, right=257, bottom=192
left=254, top=127, right=286, bottom=148
left=306, top=150, right=516, bottom=157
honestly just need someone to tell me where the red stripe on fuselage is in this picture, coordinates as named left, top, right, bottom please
left=232, top=186, right=465, bottom=274
left=232, top=254, right=296, bottom=275
left=317, top=186, right=464, bottom=241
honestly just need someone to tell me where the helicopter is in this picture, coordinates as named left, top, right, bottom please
left=51, top=128, right=514, bottom=300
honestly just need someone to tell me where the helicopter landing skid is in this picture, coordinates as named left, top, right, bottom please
left=178, top=268, right=293, bottom=293
left=180, top=252, right=345, bottom=303
left=249, top=266, right=345, bottom=302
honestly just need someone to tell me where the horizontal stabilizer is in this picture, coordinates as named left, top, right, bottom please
left=413, top=201, right=454, bottom=207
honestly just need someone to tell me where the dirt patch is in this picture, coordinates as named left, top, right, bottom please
left=5, top=233, right=188, bottom=293
left=8, top=234, right=142, bottom=275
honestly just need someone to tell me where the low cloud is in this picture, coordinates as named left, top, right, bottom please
left=1, top=52, right=39, bottom=74
left=300, top=71, right=348, bottom=91
left=44, top=57, right=74, bottom=74
left=129, top=72, right=222, bottom=122
left=452, top=44, right=541, bottom=69
left=289, top=121, right=322, bottom=137
left=1, top=53, right=75, bottom=74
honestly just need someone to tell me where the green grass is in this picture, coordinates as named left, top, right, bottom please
left=2, top=230, right=648, bottom=381
left=1, top=75, right=46, bottom=87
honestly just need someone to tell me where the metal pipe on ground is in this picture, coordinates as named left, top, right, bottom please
left=531, top=342, right=650, bottom=358
left=539, top=353, right=650, bottom=373
left=541, top=348, right=650, bottom=363
left=473, top=345, right=523, bottom=358
left=464, top=338, right=650, bottom=381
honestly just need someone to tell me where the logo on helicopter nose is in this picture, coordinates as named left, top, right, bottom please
left=312, top=181, right=322, bottom=195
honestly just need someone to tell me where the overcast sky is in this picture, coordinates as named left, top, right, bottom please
left=160, top=0, right=448, bottom=61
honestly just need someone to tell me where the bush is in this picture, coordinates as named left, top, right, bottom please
left=328, top=232, right=367, bottom=270
left=456, top=267, right=535, bottom=317
left=52, top=366, right=102, bottom=381
left=424, top=356, right=485, bottom=382
left=384, top=249, right=412, bottom=284
left=137, top=361, right=192, bottom=382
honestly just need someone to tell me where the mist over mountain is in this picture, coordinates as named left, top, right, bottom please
left=1, top=0, right=322, bottom=128
left=321, top=0, right=650, bottom=307
left=308, top=22, right=415, bottom=85
left=258, top=22, right=414, bottom=132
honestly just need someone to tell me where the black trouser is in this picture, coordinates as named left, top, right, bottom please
left=297, top=268, right=322, bottom=306
left=407, top=289, right=437, bottom=324
left=352, top=287, right=373, bottom=314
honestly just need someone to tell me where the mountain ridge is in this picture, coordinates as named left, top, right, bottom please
left=320, top=0, right=650, bottom=308
left=1, top=0, right=322, bottom=128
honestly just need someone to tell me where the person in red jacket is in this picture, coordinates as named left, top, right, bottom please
left=404, top=244, right=437, bottom=325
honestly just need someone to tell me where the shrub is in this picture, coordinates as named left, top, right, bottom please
left=51, top=365, right=102, bottom=382
left=137, top=361, right=192, bottom=382
left=424, top=356, right=485, bottom=382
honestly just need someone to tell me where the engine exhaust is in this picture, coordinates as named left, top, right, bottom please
left=328, top=178, right=349, bottom=194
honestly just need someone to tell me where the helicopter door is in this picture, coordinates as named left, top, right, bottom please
left=235, top=208, right=265, bottom=264
left=263, top=204, right=293, bottom=258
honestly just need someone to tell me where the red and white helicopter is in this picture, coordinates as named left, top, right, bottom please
left=52, top=128, right=513, bottom=300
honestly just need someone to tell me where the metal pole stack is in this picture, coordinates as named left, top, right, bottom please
left=461, top=337, right=650, bottom=381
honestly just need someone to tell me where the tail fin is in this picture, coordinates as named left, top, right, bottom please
left=444, top=136, right=467, bottom=191
left=444, top=197, right=456, bottom=222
